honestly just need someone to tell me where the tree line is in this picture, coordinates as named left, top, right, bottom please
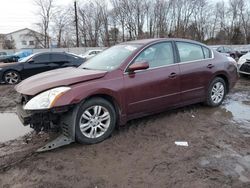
left=21, top=0, right=250, bottom=48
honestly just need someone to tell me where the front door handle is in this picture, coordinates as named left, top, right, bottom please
left=169, top=72, right=177, bottom=78
left=207, top=64, right=214, bottom=69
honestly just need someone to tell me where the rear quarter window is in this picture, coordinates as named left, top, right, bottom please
left=66, top=54, right=80, bottom=62
left=202, top=47, right=211, bottom=59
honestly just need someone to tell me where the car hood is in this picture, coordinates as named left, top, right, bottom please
left=241, top=52, right=250, bottom=60
left=15, top=67, right=107, bottom=95
left=0, top=62, right=18, bottom=67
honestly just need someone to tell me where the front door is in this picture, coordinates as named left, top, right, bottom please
left=124, top=41, right=181, bottom=118
left=22, top=54, right=51, bottom=79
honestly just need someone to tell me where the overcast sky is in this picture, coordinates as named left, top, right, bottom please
left=0, top=0, right=224, bottom=34
left=0, top=0, right=74, bottom=34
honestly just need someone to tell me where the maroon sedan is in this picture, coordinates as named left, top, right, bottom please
left=16, top=38, right=237, bottom=150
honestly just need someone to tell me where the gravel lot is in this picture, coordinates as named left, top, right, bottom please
left=0, top=78, right=250, bottom=188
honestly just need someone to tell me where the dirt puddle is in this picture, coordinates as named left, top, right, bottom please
left=200, top=92, right=250, bottom=183
left=223, top=92, right=250, bottom=126
left=0, top=113, right=32, bottom=143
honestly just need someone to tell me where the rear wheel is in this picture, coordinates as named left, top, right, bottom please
left=206, top=77, right=226, bottom=107
left=75, top=98, right=116, bottom=144
left=4, top=70, right=21, bottom=84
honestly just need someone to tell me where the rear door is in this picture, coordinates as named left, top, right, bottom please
left=175, top=41, right=214, bottom=103
left=124, top=41, right=181, bottom=118
left=50, top=53, right=69, bottom=69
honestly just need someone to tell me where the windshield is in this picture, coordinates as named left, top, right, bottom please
left=19, top=53, right=36, bottom=63
left=80, top=44, right=141, bottom=71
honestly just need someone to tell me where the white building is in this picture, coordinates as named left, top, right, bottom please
left=5, top=28, right=44, bottom=49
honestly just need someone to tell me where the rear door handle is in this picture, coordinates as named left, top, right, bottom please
left=207, top=64, right=214, bottom=69
left=169, top=72, right=177, bottom=78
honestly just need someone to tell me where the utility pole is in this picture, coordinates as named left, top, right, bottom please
left=74, top=1, right=79, bottom=47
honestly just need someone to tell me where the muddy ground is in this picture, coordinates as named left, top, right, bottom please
left=0, top=78, right=250, bottom=188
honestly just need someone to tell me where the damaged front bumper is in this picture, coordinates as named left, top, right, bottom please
left=16, top=98, right=80, bottom=152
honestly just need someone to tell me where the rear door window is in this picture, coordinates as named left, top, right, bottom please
left=51, top=54, right=67, bottom=63
left=176, top=42, right=204, bottom=62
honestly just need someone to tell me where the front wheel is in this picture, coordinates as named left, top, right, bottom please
left=4, top=70, right=21, bottom=84
left=75, top=98, right=116, bottom=144
left=206, top=77, right=226, bottom=107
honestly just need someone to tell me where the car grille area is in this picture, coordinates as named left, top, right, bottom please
left=239, top=60, right=250, bottom=73
left=16, top=94, right=61, bottom=132
left=16, top=94, right=32, bottom=106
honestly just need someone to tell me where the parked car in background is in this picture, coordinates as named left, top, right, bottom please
left=238, top=52, right=250, bottom=76
left=0, top=52, right=7, bottom=56
left=0, top=53, right=19, bottom=63
left=0, top=50, right=32, bottom=63
left=80, top=50, right=102, bottom=60
left=0, top=52, right=85, bottom=84
left=215, top=46, right=239, bottom=59
left=15, top=38, right=238, bottom=149
left=17, top=50, right=33, bottom=61
left=236, top=46, right=250, bottom=58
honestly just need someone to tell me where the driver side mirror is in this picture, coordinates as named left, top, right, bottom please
left=128, top=61, right=149, bottom=73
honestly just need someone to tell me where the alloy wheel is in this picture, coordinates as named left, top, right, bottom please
left=211, top=82, right=225, bottom=104
left=79, top=105, right=111, bottom=139
left=5, top=71, right=20, bottom=84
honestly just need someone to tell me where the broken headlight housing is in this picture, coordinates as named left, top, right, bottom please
left=24, top=87, right=71, bottom=110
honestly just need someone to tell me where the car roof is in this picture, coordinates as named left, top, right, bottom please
left=87, top=50, right=102, bottom=52
left=121, top=38, right=207, bottom=47
left=34, top=52, right=68, bottom=55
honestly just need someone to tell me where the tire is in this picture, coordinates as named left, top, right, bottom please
left=205, top=77, right=226, bottom=107
left=75, top=97, right=116, bottom=144
left=4, top=70, right=21, bottom=84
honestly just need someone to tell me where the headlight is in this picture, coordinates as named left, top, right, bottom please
left=237, top=58, right=246, bottom=66
left=24, top=87, right=71, bottom=110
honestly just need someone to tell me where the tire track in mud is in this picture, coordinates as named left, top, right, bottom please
left=0, top=151, right=37, bottom=173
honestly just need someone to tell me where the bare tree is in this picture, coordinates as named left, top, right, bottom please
left=52, top=6, right=72, bottom=47
left=238, top=0, right=250, bottom=43
left=31, top=0, right=250, bottom=46
left=35, top=0, right=55, bottom=48
left=2, top=36, right=15, bottom=49
left=111, top=0, right=126, bottom=41
left=78, top=1, right=103, bottom=47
